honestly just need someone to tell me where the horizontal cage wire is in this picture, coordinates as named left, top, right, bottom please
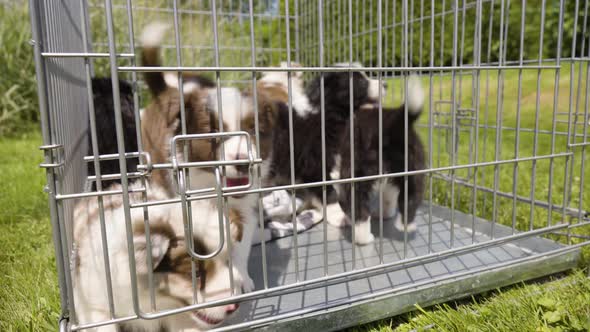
left=29, top=0, right=589, bottom=331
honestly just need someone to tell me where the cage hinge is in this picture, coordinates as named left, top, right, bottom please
left=39, top=144, right=64, bottom=169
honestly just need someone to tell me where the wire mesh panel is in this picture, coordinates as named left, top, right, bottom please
left=29, top=0, right=589, bottom=331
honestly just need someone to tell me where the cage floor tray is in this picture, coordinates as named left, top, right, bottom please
left=225, top=204, right=579, bottom=331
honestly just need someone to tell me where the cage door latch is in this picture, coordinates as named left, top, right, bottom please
left=39, top=144, right=64, bottom=169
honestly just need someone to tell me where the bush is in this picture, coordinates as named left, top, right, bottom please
left=0, top=3, right=38, bottom=137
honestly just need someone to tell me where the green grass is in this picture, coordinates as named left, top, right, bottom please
left=351, top=271, right=590, bottom=332
left=384, top=65, right=590, bottom=253
left=346, top=65, right=590, bottom=332
left=1, top=71, right=588, bottom=331
left=1, top=3, right=588, bottom=331
left=0, top=133, right=61, bottom=331
left=0, top=4, right=39, bottom=137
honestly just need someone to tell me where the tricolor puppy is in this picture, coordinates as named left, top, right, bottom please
left=141, top=22, right=278, bottom=195
left=72, top=182, right=245, bottom=331
left=332, top=75, right=426, bottom=245
left=200, top=80, right=282, bottom=290
left=265, top=63, right=387, bottom=212
left=140, top=22, right=283, bottom=292
left=140, top=23, right=216, bottom=196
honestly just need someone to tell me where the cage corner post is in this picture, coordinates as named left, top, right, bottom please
left=28, top=0, right=72, bottom=329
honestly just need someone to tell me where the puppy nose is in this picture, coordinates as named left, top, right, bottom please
left=225, top=303, right=239, bottom=314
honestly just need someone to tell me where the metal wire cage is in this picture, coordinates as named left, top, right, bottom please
left=29, top=0, right=589, bottom=331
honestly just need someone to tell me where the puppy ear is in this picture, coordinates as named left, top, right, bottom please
left=291, top=62, right=303, bottom=79
left=256, top=96, right=281, bottom=136
left=164, top=93, right=183, bottom=128
left=133, top=231, right=170, bottom=274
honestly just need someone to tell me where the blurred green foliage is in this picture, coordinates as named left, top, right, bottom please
left=0, top=4, right=39, bottom=137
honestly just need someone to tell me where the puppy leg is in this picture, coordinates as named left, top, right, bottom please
left=394, top=179, right=420, bottom=234
left=339, top=181, right=375, bottom=244
left=232, top=246, right=254, bottom=293
left=326, top=202, right=348, bottom=228
left=379, top=182, right=400, bottom=219
left=354, top=215, right=374, bottom=245
left=263, top=190, right=303, bottom=219
left=302, top=189, right=348, bottom=228
left=393, top=202, right=417, bottom=233
left=231, top=216, right=256, bottom=293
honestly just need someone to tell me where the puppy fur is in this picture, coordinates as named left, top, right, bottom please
left=332, top=76, right=426, bottom=245
left=140, top=23, right=217, bottom=195
left=265, top=67, right=385, bottom=210
left=140, top=22, right=286, bottom=293
left=258, top=62, right=313, bottom=118
left=198, top=81, right=283, bottom=293
left=141, top=22, right=215, bottom=96
left=87, top=78, right=138, bottom=190
left=72, top=182, right=245, bottom=331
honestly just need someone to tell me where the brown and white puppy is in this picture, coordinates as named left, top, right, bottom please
left=140, top=23, right=217, bottom=196
left=331, top=76, right=426, bottom=245
left=141, top=22, right=279, bottom=194
left=140, top=23, right=283, bottom=292
left=72, top=182, right=245, bottom=331
left=198, top=82, right=281, bottom=291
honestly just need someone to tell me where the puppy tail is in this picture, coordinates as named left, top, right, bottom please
left=403, top=75, right=425, bottom=123
left=140, top=22, right=170, bottom=96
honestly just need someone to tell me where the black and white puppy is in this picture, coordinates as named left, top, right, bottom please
left=87, top=78, right=138, bottom=191
left=332, top=76, right=425, bottom=245
left=266, top=64, right=386, bottom=211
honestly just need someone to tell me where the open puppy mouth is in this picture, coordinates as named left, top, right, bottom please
left=225, top=177, right=250, bottom=198
left=192, top=311, right=224, bottom=326
left=225, top=177, right=249, bottom=188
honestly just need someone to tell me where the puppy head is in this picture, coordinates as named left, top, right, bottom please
left=206, top=87, right=279, bottom=193
left=306, top=63, right=386, bottom=115
left=132, top=210, right=242, bottom=330
left=141, top=87, right=215, bottom=193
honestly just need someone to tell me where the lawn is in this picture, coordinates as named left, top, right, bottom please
left=1, top=66, right=588, bottom=331
left=0, top=133, right=61, bottom=331
left=1, top=2, right=588, bottom=331
left=348, top=63, right=590, bottom=332
left=353, top=270, right=590, bottom=332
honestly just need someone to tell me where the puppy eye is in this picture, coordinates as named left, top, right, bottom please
left=169, top=237, right=182, bottom=248
left=153, top=253, right=172, bottom=273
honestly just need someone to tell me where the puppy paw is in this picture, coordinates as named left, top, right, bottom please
left=354, top=231, right=375, bottom=245
left=242, top=274, right=255, bottom=293
left=233, top=265, right=255, bottom=293
left=353, top=216, right=373, bottom=245
left=325, top=203, right=348, bottom=228
left=393, top=214, right=417, bottom=233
